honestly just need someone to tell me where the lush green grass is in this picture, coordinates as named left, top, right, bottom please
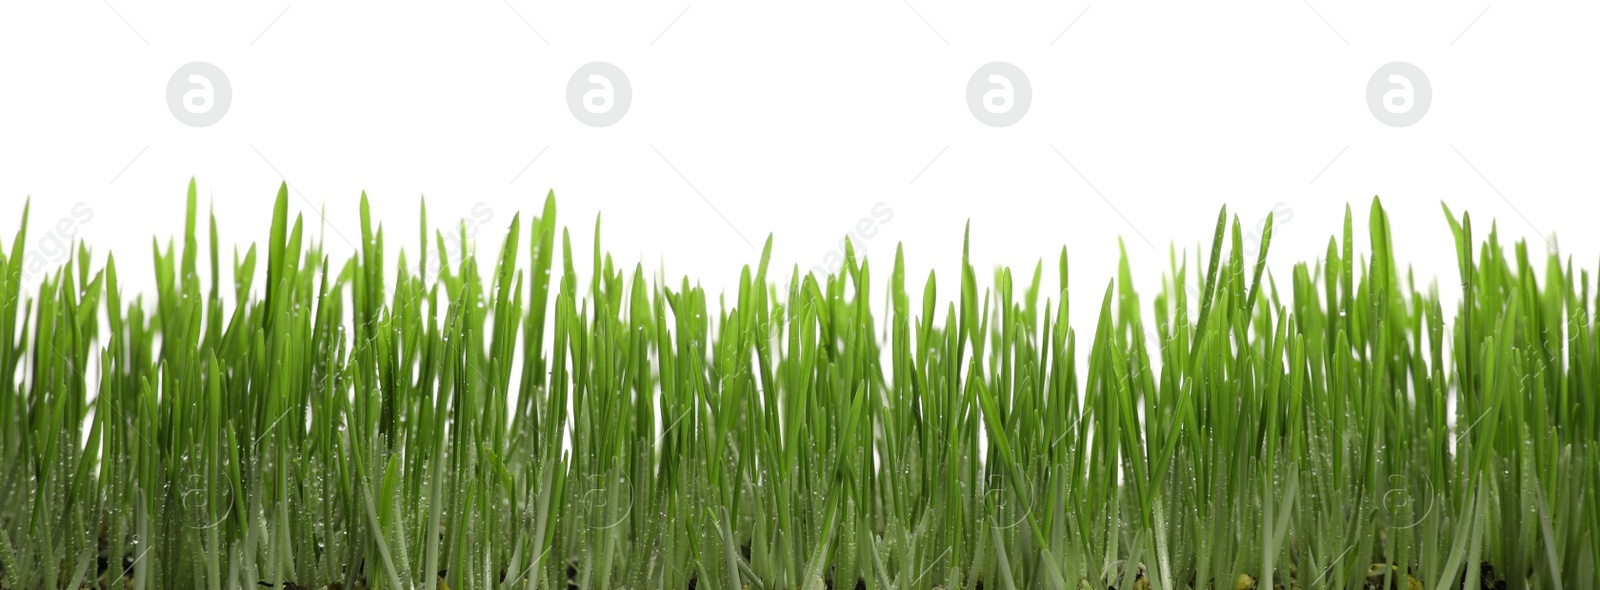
left=1, top=180, right=1597, bottom=590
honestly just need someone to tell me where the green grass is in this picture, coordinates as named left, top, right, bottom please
left=1, top=179, right=1597, bottom=590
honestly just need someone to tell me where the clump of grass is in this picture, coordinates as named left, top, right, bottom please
left=0, top=179, right=1596, bottom=590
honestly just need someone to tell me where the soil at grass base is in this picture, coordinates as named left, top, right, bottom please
left=7, top=523, right=1479, bottom=589
left=1, top=554, right=1515, bottom=590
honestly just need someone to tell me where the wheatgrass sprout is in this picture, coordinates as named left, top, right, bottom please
left=0, top=180, right=1597, bottom=590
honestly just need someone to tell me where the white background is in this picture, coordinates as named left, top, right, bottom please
left=2, top=2, right=1597, bottom=337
